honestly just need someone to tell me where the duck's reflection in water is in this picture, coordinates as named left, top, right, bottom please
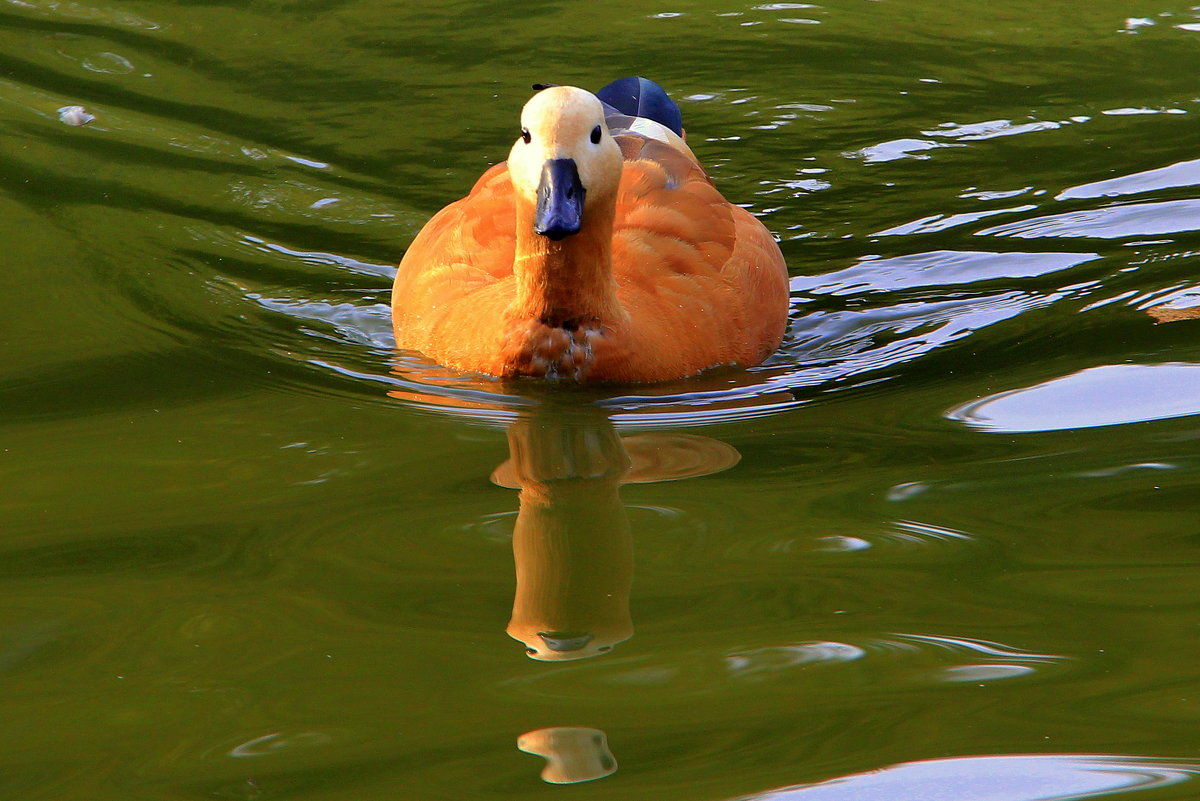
left=490, top=402, right=738, bottom=783
left=492, top=403, right=740, bottom=661
left=492, top=407, right=632, bottom=662
left=517, top=727, right=618, bottom=784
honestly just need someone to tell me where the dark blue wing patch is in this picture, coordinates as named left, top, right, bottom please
left=596, top=77, right=683, bottom=136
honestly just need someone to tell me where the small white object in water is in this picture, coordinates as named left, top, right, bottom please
left=1122, top=17, right=1155, bottom=33
left=58, top=105, right=95, bottom=126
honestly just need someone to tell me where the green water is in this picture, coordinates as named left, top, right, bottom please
left=5, top=0, right=1200, bottom=798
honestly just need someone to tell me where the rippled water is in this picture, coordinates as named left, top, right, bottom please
left=4, top=0, right=1200, bottom=799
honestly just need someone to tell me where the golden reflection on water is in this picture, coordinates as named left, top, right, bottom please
left=491, top=402, right=739, bottom=783
left=494, top=403, right=736, bottom=783
left=492, top=403, right=740, bottom=662
left=393, top=387, right=741, bottom=783
left=517, top=727, right=617, bottom=784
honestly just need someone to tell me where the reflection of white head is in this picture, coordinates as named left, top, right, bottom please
left=518, top=727, right=617, bottom=784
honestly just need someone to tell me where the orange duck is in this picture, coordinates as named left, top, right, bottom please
left=392, top=77, right=789, bottom=383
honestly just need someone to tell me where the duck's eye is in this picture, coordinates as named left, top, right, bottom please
left=590, top=124, right=602, bottom=144
left=521, top=128, right=531, bottom=144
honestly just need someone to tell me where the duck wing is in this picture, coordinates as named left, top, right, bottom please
left=598, top=130, right=788, bottom=380
left=392, top=163, right=521, bottom=373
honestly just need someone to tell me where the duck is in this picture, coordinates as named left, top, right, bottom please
left=392, top=77, right=789, bottom=383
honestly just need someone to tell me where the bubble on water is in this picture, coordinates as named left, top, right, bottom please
left=229, top=731, right=332, bottom=757
left=82, top=52, right=134, bottom=74
left=886, top=481, right=928, bottom=501
left=939, top=663, right=1036, bottom=682
left=815, top=535, right=871, bottom=552
left=726, top=641, right=866, bottom=676
left=1122, top=16, right=1156, bottom=33
left=58, top=105, right=94, bottom=126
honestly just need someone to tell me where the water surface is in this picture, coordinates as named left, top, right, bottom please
left=4, top=0, right=1200, bottom=799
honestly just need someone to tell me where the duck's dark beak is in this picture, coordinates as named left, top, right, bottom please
left=535, top=158, right=585, bottom=240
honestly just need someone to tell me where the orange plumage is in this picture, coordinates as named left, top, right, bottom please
left=392, top=80, right=789, bottom=383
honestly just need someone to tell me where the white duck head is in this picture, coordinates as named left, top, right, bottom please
left=506, top=86, right=624, bottom=240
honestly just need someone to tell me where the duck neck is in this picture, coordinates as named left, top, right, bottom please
left=511, top=194, right=622, bottom=327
